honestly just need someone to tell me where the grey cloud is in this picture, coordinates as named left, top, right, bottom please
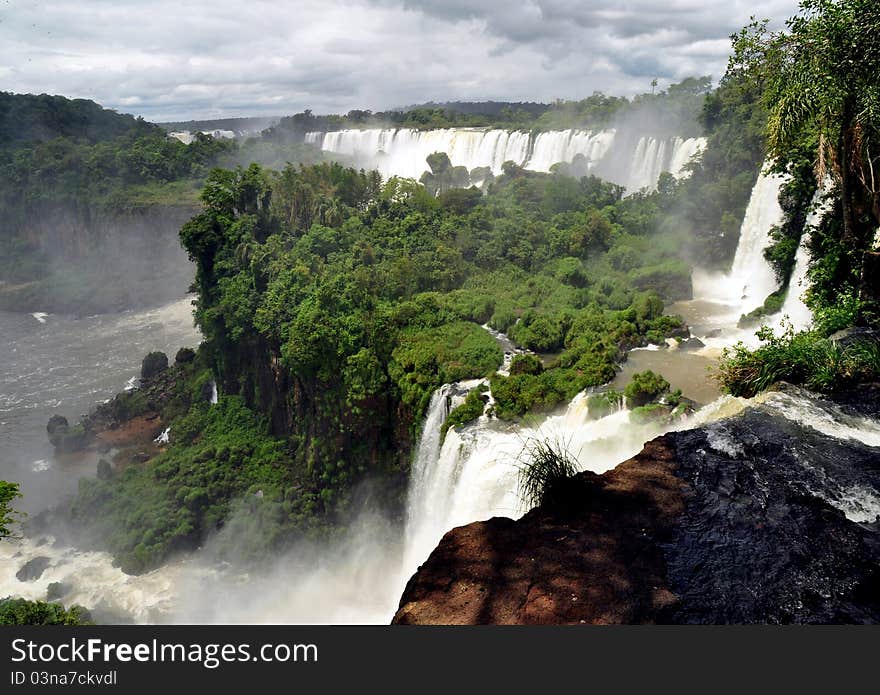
left=0, top=0, right=799, bottom=121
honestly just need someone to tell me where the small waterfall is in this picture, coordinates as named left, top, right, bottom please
left=774, top=188, right=831, bottom=331
left=306, top=127, right=706, bottom=192
left=400, top=383, right=722, bottom=573
left=692, top=167, right=786, bottom=320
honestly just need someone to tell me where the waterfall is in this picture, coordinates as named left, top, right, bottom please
left=400, top=384, right=737, bottom=572
left=306, top=127, right=706, bottom=192
left=692, top=167, right=786, bottom=319
left=210, top=380, right=218, bottom=405
left=774, top=188, right=831, bottom=331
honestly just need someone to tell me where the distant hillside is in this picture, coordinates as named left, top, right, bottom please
left=403, top=101, right=551, bottom=118
left=0, top=92, right=159, bottom=150
left=159, top=116, right=279, bottom=136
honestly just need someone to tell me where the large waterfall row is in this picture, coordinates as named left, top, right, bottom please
left=305, top=127, right=706, bottom=192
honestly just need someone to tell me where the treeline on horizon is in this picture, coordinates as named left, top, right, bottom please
left=262, top=77, right=712, bottom=141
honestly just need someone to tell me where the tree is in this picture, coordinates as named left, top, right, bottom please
left=736, top=1, right=880, bottom=322
left=0, top=480, right=21, bottom=539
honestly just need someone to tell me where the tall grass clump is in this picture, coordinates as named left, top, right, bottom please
left=515, top=436, right=580, bottom=510
left=718, top=324, right=880, bottom=397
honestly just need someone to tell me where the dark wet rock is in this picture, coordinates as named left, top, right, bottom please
left=175, top=347, right=196, bottom=365
left=394, top=397, right=880, bottom=624
left=16, top=556, right=52, bottom=582
left=679, top=337, right=705, bottom=350
left=46, top=414, right=69, bottom=440
left=667, top=324, right=691, bottom=340
left=46, top=414, right=88, bottom=452
left=46, top=582, right=70, bottom=601
left=829, top=326, right=879, bottom=349
left=140, top=351, right=169, bottom=381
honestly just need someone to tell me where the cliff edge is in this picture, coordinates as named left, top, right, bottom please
left=393, top=386, right=880, bottom=624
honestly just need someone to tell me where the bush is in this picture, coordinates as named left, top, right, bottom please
left=509, top=353, right=544, bottom=376
left=516, top=437, right=579, bottom=510
left=441, top=388, right=487, bottom=441
left=141, top=351, right=169, bottom=380
left=0, top=598, right=91, bottom=625
left=624, top=370, right=671, bottom=407
left=586, top=390, right=624, bottom=419
left=718, top=326, right=880, bottom=397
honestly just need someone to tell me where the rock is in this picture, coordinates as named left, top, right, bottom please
left=829, top=327, right=879, bottom=350
left=140, top=351, right=169, bottom=381
left=46, top=582, right=70, bottom=601
left=175, top=347, right=196, bottom=365
left=394, top=396, right=880, bottom=624
left=16, top=556, right=52, bottom=582
left=46, top=414, right=69, bottom=447
left=680, top=337, right=705, bottom=350
left=46, top=415, right=88, bottom=452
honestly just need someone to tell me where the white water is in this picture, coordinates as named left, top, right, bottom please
left=306, top=127, right=705, bottom=192
left=774, top=187, right=832, bottom=331
left=692, top=167, right=787, bottom=324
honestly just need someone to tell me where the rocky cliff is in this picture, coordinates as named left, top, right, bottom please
left=0, top=203, right=196, bottom=314
left=393, top=385, right=880, bottom=624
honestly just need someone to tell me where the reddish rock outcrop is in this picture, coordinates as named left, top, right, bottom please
left=394, top=439, right=684, bottom=624
left=394, top=394, right=880, bottom=624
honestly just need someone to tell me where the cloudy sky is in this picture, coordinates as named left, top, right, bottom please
left=0, top=0, right=798, bottom=122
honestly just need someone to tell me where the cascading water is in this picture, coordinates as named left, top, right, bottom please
left=773, top=188, right=831, bottom=331
left=306, top=127, right=705, bottom=192
left=399, top=381, right=749, bottom=573
left=689, top=166, right=787, bottom=346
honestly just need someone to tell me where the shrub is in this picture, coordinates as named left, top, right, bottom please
left=509, top=353, right=544, bottom=376
left=587, top=390, right=624, bottom=419
left=718, top=326, right=880, bottom=397
left=0, top=598, right=91, bottom=625
left=441, top=388, right=487, bottom=441
left=516, top=437, right=580, bottom=510
left=624, top=370, right=671, bottom=407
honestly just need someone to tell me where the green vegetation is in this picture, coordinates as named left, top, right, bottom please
left=719, top=326, right=880, bottom=397
left=66, top=149, right=700, bottom=571
left=516, top=437, right=579, bottom=510
left=718, top=0, right=880, bottom=397
left=624, top=370, right=671, bottom=408
left=586, top=390, right=624, bottom=419
left=441, top=387, right=488, bottom=441
left=0, top=480, right=21, bottom=539
left=0, top=93, right=331, bottom=311
left=72, top=397, right=293, bottom=573
left=0, top=598, right=91, bottom=625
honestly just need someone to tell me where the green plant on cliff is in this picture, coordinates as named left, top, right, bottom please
left=516, top=437, right=580, bottom=511
left=718, top=325, right=880, bottom=397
